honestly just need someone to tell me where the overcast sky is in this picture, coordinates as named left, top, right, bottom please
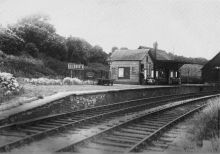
left=0, top=0, right=220, bottom=59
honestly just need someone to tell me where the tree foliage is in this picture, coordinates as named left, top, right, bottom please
left=0, top=14, right=109, bottom=72
left=120, top=47, right=128, bottom=50
left=111, top=46, right=118, bottom=53
left=66, top=37, right=92, bottom=64
left=168, top=52, right=208, bottom=65
left=88, top=45, right=108, bottom=64
left=41, top=34, right=67, bottom=61
left=24, top=42, right=39, bottom=57
left=0, top=26, right=24, bottom=55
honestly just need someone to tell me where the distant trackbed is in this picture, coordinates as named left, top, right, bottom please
left=0, top=91, right=219, bottom=152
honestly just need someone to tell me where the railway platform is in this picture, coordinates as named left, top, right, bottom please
left=0, top=84, right=218, bottom=126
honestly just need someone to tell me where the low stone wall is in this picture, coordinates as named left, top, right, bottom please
left=0, top=85, right=218, bottom=125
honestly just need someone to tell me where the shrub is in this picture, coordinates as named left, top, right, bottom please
left=83, top=80, right=96, bottom=85
left=62, top=77, right=72, bottom=85
left=28, top=77, right=62, bottom=85
left=63, top=77, right=83, bottom=85
left=22, top=77, right=93, bottom=86
left=0, top=50, right=6, bottom=58
left=186, top=98, right=220, bottom=151
left=0, top=72, right=22, bottom=102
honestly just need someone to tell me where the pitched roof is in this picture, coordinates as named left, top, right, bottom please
left=202, top=52, right=220, bottom=70
left=138, top=46, right=174, bottom=61
left=110, top=49, right=149, bottom=61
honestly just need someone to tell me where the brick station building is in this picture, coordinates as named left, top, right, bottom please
left=109, top=46, right=184, bottom=85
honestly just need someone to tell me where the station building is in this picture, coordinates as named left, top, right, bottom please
left=109, top=46, right=184, bottom=85
left=202, top=52, right=220, bottom=83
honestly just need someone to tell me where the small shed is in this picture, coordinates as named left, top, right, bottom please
left=109, top=49, right=151, bottom=84
left=202, top=52, right=220, bottom=83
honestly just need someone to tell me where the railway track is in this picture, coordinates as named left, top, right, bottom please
left=142, top=124, right=185, bottom=152
left=56, top=93, right=220, bottom=153
left=0, top=91, right=219, bottom=152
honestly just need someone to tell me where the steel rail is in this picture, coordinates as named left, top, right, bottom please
left=125, top=103, right=207, bottom=153
left=56, top=94, right=220, bottom=153
left=0, top=91, right=214, bottom=129
left=0, top=92, right=218, bottom=152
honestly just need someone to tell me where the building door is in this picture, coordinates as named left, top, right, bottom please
left=214, top=69, right=220, bottom=82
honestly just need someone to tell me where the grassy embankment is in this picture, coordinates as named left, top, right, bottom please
left=0, top=51, right=109, bottom=109
left=177, top=97, right=220, bottom=152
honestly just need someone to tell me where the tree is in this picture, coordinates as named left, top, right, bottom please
left=24, top=42, right=39, bottom=57
left=66, top=36, right=92, bottom=64
left=111, top=46, right=118, bottom=53
left=168, top=52, right=208, bottom=65
left=120, top=47, right=128, bottom=50
left=88, top=45, right=108, bottom=64
left=7, top=14, right=69, bottom=60
left=41, top=34, right=68, bottom=61
left=18, top=14, right=55, bottom=33
left=9, top=14, right=56, bottom=52
left=0, top=26, right=24, bottom=55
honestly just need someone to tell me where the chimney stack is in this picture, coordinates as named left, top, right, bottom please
left=153, top=41, right=158, bottom=60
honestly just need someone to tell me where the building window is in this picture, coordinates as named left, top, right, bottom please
left=156, top=71, right=159, bottom=78
left=175, top=71, right=178, bottom=77
left=151, top=70, right=154, bottom=78
left=140, top=64, right=144, bottom=72
left=170, top=71, right=174, bottom=77
left=118, top=68, right=124, bottom=77
left=118, top=67, right=130, bottom=79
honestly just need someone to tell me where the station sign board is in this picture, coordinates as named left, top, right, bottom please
left=86, top=72, right=94, bottom=78
left=68, top=63, right=84, bottom=70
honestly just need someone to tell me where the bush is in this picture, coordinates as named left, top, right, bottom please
left=22, top=77, right=94, bottom=86
left=83, top=80, right=96, bottom=85
left=0, top=72, right=22, bottom=101
left=63, top=77, right=83, bottom=85
left=186, top=99, right=220, bottom=151
left=28, top=77, right=62, bottom=85
left=22, top=77, right=86, bottom=85
left=0, top=50, right=6, bottom=58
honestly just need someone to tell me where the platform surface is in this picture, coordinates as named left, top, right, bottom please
left=0, top=84, right=205, bottom=122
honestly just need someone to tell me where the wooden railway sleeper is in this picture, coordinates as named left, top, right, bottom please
left=140, top=122, right=165, bottom=127
left=84, top=143, right=124, bottom=152
left=36, top=124, right=57, bottom=128
left=133, top=124, right=160, bottom=129
left=141, top=120, right=167, bottom=125
left=112, top=131, right=146, bottom=139
left=27, top=126, right=48, bottom=131
left=92, top=139, right=132, bottom=148
left=126, top=126, right=155, bottom=132
left=119, top=128, right=151, bottom=136
left=109, top=135, right=142, bottom=142
left=103, top=136, right=138, bottom=144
